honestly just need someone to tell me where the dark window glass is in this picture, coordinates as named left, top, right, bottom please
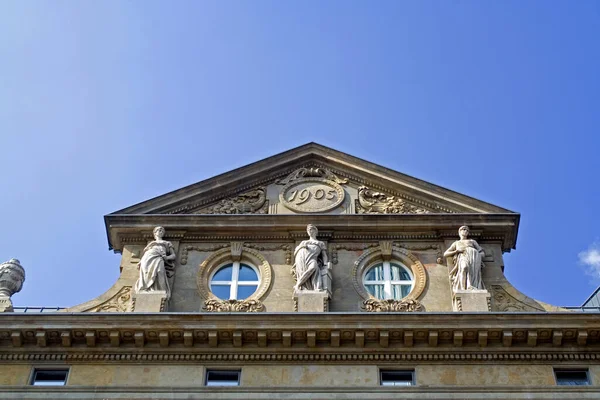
left=31, top=369, right=69, bottom=386
left=380, top=370, right=414, bottom=386
left=206, top=370, right=240, bottom=386
left=555, top=369, right=590, bottom=386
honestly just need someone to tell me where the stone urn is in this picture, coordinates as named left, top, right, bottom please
left=0, top=259, right=25, bottom=311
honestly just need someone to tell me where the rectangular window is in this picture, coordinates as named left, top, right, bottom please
left=380, top=370, right=414, bottom=386
left=554, top=369, right=590, bottom=386
left=205, top=370, right=241, bottom=386
left=31, top=369, right=69, bottom=386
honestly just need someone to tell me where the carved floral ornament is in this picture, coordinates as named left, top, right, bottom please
left=351, top=243, right=427, bottom=305
left=197, top=188, right=268, bottom=214
left=356, top=186, right=432, bottom=214
left=196, top=243, right=273, bottom=310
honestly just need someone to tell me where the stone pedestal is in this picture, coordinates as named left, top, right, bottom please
left=0, top=297, right=13, bottom=312
left=294, top=290, right=329, bottom=312
left=453, top=289, right=491, bottom=312
left=132, top=291, right=168, bottom=312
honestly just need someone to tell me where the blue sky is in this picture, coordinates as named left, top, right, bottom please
left=1, top=2, right=599, bottom=308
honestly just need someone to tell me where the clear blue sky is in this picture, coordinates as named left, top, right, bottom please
left=1, top=2, right=599, bottom=308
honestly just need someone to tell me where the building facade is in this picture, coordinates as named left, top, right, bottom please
left=0, top=143, right=598, bottom=399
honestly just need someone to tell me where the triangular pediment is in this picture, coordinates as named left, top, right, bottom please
left=109, top=143, right=514, bottom=216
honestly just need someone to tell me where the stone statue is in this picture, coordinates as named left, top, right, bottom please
left=0, top=259, right=25, bottom=312
left=293, top=224, right=331, bottom=292
left=134, top=226, right=176, bottom=299
left=444, top=226, right=485, bottom=292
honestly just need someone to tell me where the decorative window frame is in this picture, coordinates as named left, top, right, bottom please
left=352, top=242, right=427, bottom=302
left=197, top=242, right=273, bottom=302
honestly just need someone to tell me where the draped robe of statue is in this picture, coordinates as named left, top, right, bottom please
left=448, top=239, right=484, bottom=292
left=134, top=240, right=175, bottom=299
left=293, top=239, right=327, bottom=291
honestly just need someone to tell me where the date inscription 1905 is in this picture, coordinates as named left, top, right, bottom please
left=280, top=178, right=345, bottom=213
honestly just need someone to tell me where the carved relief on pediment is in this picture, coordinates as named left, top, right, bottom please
left=277, top=167, right=348, bottom=213
left=356, top=186, right=433, bottom=214
left=196, top=188, right=268, bottom=214
left=276, top=167, right=348, bottom=185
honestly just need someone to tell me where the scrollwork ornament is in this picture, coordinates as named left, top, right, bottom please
left=198, top=188, right=268, bottom=214
left=202, top=299, right=265, bottom=312
left=84, top=286, right=133, bottom=313
left=362, top=298, right=425, bottom=312
left=356, top=186, right=430, bottom=214
left=276, top=167, right=348, bottom=185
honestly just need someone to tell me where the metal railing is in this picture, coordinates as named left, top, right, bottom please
left=563, top=306, right=600, bottom=312
left=11, top=307, right=66, bottom=313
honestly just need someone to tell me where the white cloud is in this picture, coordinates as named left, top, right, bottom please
left=579, top=242, right=600, bottom=278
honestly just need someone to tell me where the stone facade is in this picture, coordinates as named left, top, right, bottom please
left=0, top=143, right=598, bottom=398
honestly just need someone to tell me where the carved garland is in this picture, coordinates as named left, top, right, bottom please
left=180, top=244, right=230, bottom=265
left=351, top=245, right=427, bottom=302
left=329, top=243, right=379, bottom=265
left=362, top=298, right=425, bottom=312
left=202, top=299, right=265, bottom=312
left=243, top=243, right=293, bottom=265
left=196, top=245, right=273, bottom=303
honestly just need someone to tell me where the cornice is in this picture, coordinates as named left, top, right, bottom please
left=0, top=313, right=598, bottom=355
left=105, top=213, right=519, bottom=252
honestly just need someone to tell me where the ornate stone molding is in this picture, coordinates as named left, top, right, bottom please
left=394, top=243, right=444, bottom=264
left=1, top=351, right=599, bottom=364
left=490, top=285, right=545, bottom=312
left=362, top=298, right=425, bottom=312
left=329, top=243, right=378, bottom=265
left=0, top=313, right=596, bottom=351
left=84, top=286, right=133, bottom=313
left=276, top=167, right=348, bottom=185
left=196, top=188, right=268, bottom=214
left=356, top=186, right=432, bottom=214
left=352, top=245, right=427, bottom=301
left=196, top=246, right=273, bottom=301
left=244, top=243, right=293, bottom=265
left=202, top=299, right=265, bottom=312
left=180, top=244, right=230, bottom=265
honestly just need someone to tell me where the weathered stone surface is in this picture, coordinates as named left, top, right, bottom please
left=242, top=365, right=377, bottom=387
left=132, top=291, right=167, bottom=312
left=294, top=290, right=329, bottom=312
left=454, top=289, right=491, bottom=312
left=68, top=365, right=205, bottom=386
left=417, top=365, right=555, bottom=386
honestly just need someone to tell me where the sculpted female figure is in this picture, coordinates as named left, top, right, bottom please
left=443, top=226, right=485, bottom=292
left=134, top=226, right=176, bottom=299
left=293, top=224, right=330, bottom=292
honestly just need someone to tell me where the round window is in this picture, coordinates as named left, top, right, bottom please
left=210, top=263, right=260, bottom=300
left=363, top=262, right=414, bottom=300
